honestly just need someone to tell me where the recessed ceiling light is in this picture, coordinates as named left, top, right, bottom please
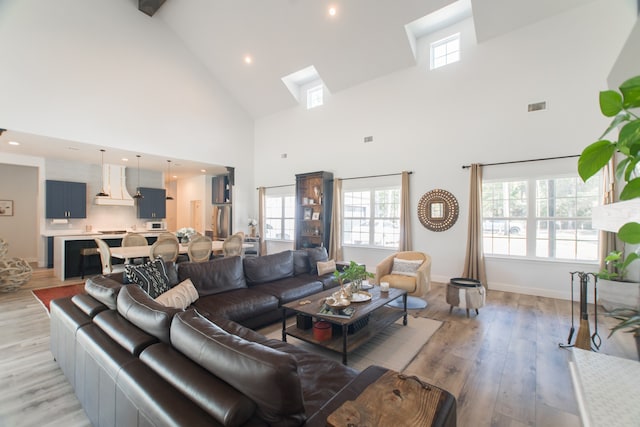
left=329, top=6, right=337, bottom=16
left=8, top=141, right=20, bottom=146
left=244, top=55, right=253, bottom=64
left=122, top=158, right=129, bottom=162
left=200, top=169, right=206, bottom=173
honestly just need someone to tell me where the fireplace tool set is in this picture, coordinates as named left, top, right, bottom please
left=559, top=271, right=601, bottom=351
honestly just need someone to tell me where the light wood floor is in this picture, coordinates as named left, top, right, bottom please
left=0, top=270, right=636, bottom=426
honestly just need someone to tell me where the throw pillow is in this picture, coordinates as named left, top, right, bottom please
left=155, top=278, right=199, bottom=309
left=125, top=258, right=170, bottom=298
left=317, top=259, right=336, bottom=276
left=306, top=247, right=329, bottom=274
left=391, top=258, right=423, bottom=277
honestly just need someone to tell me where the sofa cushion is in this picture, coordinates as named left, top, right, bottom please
left=117, top=284, right=182, bottom=343
left=125, top=258, right=171, bottom=298
left=155, top=278, right=199, bottom=310
left=243, top=250, right=294, bottom=286
left=306, top=247, right=328, bottom=274
left=292, top=250, right=310, bottom=275
left=193, top=288, right=279, bottom=323
left=265, top=339, right=358, bottom=418
left=253, top=276, right=323, bottom=305
left=140, top=343, right=257, bottom=426
left=178, top=256, right=247, bottom=296
left=85, top=275, right=123, bottom=310
left=171, top=310, right=306, bottom=427
left=93, top=310, right=158, bottom=356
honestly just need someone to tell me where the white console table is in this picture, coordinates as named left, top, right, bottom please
left=569, top=348, right=640, bottom=426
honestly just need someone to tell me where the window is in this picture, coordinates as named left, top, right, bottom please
left=265, top=195, right=295, bottom=240
left=430, top=33, right=460, bottom=70
left=307, top=85, right=323, bottom=109
left=343, top=187, right=400, bottom=248
left=482, top=175, right=600, bottom=261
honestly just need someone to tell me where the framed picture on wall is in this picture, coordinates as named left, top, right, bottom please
left=0, top=200, right=13, bottom=216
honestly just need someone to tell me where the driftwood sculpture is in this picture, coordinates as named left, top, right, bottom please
left=0, top=238, right=32, bottom=292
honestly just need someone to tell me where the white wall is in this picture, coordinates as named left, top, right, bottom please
left=0, top=0, right=254, bottom=236
left=254, top=0, right=638, bottom=299
left=0, top=163, right=38, bottom=260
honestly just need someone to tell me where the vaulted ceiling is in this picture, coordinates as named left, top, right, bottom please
left=155, top=0, right=599, bottom=118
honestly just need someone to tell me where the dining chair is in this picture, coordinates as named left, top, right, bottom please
left=122, top=232, right=148, bottom=247
left=94, top=238, right=126, bottom=275
left=149, top=239, right=179, bottom=263
left=157, top=232, right=179, bottom=242
left=187, top=235, right=213, bottom=262
left=222, top=233, right=243, bottom=257
left=122, top=232, right=148, bottom=264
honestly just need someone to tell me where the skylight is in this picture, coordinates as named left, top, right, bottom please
left=430, top=33, right=460, bottom=69
left=307, top=85, right=323, bottom=109
left=281, top=65, right=328, bottom=109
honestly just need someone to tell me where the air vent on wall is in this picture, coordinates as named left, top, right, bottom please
left=528, top=101, right=547, bottom=112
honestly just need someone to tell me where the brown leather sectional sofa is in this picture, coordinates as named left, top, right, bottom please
left=50, top=248, right=457, bottom=426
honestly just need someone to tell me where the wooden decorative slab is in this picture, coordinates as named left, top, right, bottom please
left=327, top=371, right=446, bottom=427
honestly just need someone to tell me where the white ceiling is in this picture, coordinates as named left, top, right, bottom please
left=0, top=0, right=600, bottom=169
left=157, top=0, right=600, bottom=118
left=0, top=129, right=228, bottom=178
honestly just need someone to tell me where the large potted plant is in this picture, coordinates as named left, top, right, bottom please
left=597, top=250, right=640, bottom=311
left=578, top=74, right=640, bottom=353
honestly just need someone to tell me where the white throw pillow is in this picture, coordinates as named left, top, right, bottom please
left=317, top=259, right=337, bottom=276
left=391, top=258, right=423, bottom=277
left=154, top=278, right=199, bottom=309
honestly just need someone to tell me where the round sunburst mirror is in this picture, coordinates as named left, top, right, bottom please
left=417, top=189, right=459, bottom=232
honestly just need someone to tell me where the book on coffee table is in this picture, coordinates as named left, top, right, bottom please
left=318, top=304, right=355, bottom=318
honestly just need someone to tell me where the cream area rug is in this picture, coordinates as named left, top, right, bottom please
left=262, top=316, right=442, bottom=372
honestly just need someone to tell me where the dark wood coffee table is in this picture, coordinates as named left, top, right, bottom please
left=282, top=287, right=407, bottom=365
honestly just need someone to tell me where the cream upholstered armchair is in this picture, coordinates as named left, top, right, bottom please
left=375, top=251, right=431, bottom=309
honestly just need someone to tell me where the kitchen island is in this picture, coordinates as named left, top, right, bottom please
left=45, top=231, right=165, bottom=281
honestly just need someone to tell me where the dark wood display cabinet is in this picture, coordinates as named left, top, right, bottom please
left=295, top=171, right=333, bottom=250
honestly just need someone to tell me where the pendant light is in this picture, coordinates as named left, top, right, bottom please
left=96, top=149, right=109, bottom=197
left=165, top=160, right=174, bottom=200
left=133, top=154, right=144, bottom=199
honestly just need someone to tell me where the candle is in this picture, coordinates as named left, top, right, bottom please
left=380, top=282, right=389, bottom=292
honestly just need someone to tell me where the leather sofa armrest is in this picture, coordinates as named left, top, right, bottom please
left=72, top=293, right=108, bottom=318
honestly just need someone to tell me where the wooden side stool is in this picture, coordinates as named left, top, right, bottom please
left=446, top=277, right=485, bottom=317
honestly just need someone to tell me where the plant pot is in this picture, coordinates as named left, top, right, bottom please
left=597, top=279, right=640, bottom=311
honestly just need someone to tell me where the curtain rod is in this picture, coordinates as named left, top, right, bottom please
left=339, top=171, right=413, bottom=181
left=461, top=155, right=580, bottom=169
left=255, top=184, right=294, bottom=190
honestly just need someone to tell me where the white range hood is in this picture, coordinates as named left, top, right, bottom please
left=95, top=164, right=135, bottom=206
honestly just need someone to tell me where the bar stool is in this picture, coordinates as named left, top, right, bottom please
left=79, top=247, right=100, bottom=279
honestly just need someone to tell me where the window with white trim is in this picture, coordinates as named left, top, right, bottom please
left=430, top=33, right=460, bottom=70
left=265, top=195, right=295, bottom=240
left=343, top=186, right=400, bottom=248
left=482, top=174, right=600, bottom=261
left=306, top=85, right=323, bottom=109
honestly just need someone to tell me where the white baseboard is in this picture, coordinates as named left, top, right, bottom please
left=431, top=275, right=577, bottom=302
